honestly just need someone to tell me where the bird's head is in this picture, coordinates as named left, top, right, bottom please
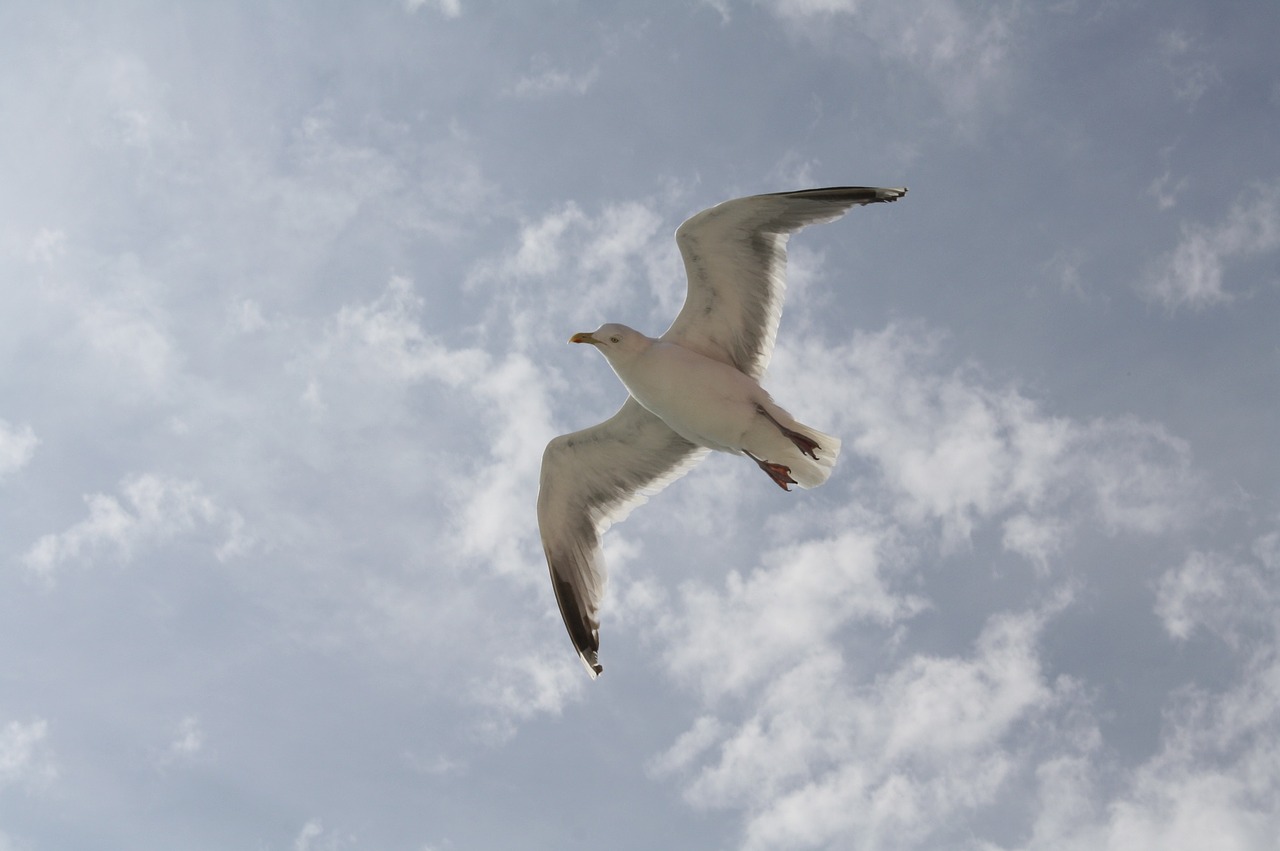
left=569, top=323, right=649, bottom=361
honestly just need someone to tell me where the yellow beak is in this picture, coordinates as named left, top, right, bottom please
left=569, top=332, right=600, bottom=345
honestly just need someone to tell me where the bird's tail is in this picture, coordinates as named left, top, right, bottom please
left=784, top=423, right=841, bottom=489
left=746, top=401, right=842, bottom=489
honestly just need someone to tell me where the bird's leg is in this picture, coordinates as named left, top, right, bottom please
left=755, top=404, right=820, bottom=459
left=744, top=450, right=796, bottom=491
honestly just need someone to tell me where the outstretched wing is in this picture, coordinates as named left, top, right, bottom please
left=663, top=186, right=907, bottom=379
left=537, top=397, right=708, bottom=677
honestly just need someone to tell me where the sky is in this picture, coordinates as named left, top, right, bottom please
left=1, top=1, right=1278, bottom=849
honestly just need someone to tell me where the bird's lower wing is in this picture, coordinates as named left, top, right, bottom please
left=537, top=397, right=707, bottom=677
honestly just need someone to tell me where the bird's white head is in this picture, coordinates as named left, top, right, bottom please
left=569, top=323, right=651, bottom=363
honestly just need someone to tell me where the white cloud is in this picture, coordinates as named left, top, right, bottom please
left=1041, top=249, right=1093, bottom=300
left=305, top=276, right=554, bottom=579
left=1075, top=416, right=1198, bottom=535
left=294, top=821, right=324, bottom=851
left=510, top=60, right=600, bottom=98
left=401, top=751, right=463, bottom=777
left=700, top=0, right=732, bottom=23
left=769, top=0, right=857, bottom=16
left=1123, top=683, right=1280, bottom=847
left=36, top=247, right=181, bottom=394
left=267, top=106, right=497, bottom=247
left=981, top=529, right=1280, bottom=851
left=1001, top=652, right=1280, bottom=851
left=167, top=715, right=204, bottom=759
left=770, top=325, right=1199, bottom=556
left=1001, top=512, right=1069, bottom=569
left=22, top=473, right=251, bottom=584
left=80, top=53, right=190, bottom=152
left=229, top=297, right=268, bottom=334
left=0, top=420, right=38, bottom=479
left=464, top=193, right=681, bottom=347
left=403, top=0, right=461, bottom=18
left=660, top=525, right=926, bottom=699
left=647, top=715, right=724, bottom=776
left=293, top=275, right=498, bottom=465
left=654, top=599, right=1078, bottom=850
left=76, top=301, right=177, bottom=389
left=504, top=203, right=590, bottom=279
left=761, top=1, right=1021, bottom=127
left=151, top=715, right=206, bottom=770
left=0, top=718, right=56, bottom=791
left=451, top=351, right=559, bottom=579
left=1158, top=29, right=1220, bottom=106
left=26, top=228, right=67, bottom=264
left=1156, top=537, right=1278, bottom=650
left=281, top=107, right=404, bottom=238
left=467, top=647, right=585, bottom=743
left=289, top=819, right=359, bottom=851
left=321, top=276, right=488, bottom=388
left=297, top=275, right=587, bottom=730
left=1145, top=181, right=1280, bottom=310
left=1148, top=169, right=1189, bottom=211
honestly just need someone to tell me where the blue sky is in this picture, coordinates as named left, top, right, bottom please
left=2, top=1, right=1278, bottom=849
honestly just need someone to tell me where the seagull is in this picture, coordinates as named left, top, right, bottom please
left=537, top=186, right=907, bottom=677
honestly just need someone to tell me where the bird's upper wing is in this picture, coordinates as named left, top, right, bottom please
left=537, top=397, right=708, bottom=677
left=662, top=186, right=907, bottom=379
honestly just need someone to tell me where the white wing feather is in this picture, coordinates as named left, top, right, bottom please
left=537, top=397, right=708, bottom=677
left=663, top=186, right=906, bottom=379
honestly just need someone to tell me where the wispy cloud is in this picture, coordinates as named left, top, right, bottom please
left=403, top=0, right=461, bottom=18
left=22, top=473, right=251, bottom=585
left=659, top=524, right=926, bottom=699
left=1005, top=530, right=1280, bottom=850
left=296, top=275, right=588, bottom=729
left=1149, top=169, right=1189, bottom=211
left=761, top=1, right=1021, bottom=129
left=467, top=195, right=674, bottom=344
left=467, top=647, right=586, bottom=743
left=654, top=598, right=1079, bottom=850
left=292, top=819, right=356, bottom=851
left=0, top=718, right=56, bottom=791
left=321, top=276, right=488, bottom=388
left=1159, top=29, right=1220, bottom=106
left=80, top=53, right=191, bottom=153
left=151, top=715, right=206, bottom=770
left=509, top=60, right=600, bottom=98
left=1145, top=181, right=1280, bottom=309
left=771, top=325, right=1200, bottom=559
left=0, top=419, right=38, bottom=479
left=167, top=715, right=204, bottom=759
left=1156, top=537, right=1278, bottom=650
left=31, top=239, right=182, bottom=397
left=26, top=228, right=67, bottom=264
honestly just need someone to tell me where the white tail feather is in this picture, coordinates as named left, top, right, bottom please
left=785, top=424, right=841, bottom=489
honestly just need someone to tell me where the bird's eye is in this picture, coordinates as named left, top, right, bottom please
left=610, top=336, right=620, bottom=343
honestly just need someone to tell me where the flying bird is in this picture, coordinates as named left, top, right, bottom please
left=537, top=186, right=907, bottom=677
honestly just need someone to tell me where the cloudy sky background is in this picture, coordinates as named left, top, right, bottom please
left=2, top=1, right=1279, bottom=849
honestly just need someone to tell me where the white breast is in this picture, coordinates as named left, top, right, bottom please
left=610, top=342, right=764, bottom=453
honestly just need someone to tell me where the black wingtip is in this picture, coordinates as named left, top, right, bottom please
left=766, top=185, right=908, bottom=206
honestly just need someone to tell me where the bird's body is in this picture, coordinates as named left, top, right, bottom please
left=581, top=326, right=840, bottom=487
left=538, top=185, right=907, bottom=677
